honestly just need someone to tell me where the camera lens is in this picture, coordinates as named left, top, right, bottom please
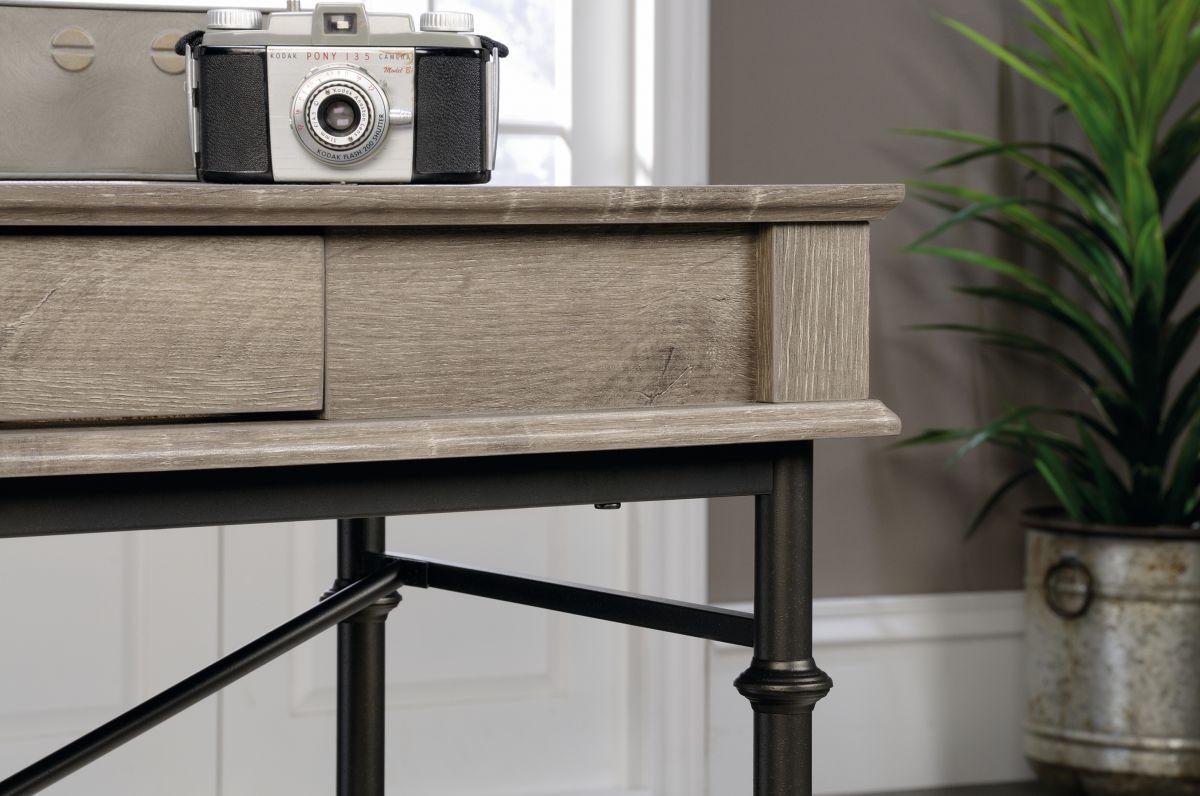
left=318, top=95, right=361, bottom=136
left=292, top=67, right=390, bottom=165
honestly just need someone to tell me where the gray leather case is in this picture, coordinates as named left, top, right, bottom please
left=0, top=3, right=207, bottom=179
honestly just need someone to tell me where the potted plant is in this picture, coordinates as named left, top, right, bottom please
left=902, top=1, right=1200, bottom=793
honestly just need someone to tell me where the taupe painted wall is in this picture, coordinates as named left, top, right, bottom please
left=707, top=0, right=1064, bottom=601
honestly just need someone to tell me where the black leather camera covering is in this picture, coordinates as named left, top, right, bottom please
left=414, top=50, right=487, bottom=180
left=197, top=48, right=273, bottom=182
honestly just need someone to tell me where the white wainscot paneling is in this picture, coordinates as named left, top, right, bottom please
left=0, top=528, right=219, bottom=796
left=709, top=591, right=1032, bottom=795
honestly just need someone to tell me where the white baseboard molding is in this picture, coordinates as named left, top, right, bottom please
left=709, top=591, right=1031, bottom=795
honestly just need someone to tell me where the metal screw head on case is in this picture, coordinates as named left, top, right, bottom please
left=419, top=11, right=473, bottom=32
left=207, top=8, right=263, bottom=30
left=49, top=27, right=95, bottom=72
left=151, top=31, right=187, bottom=74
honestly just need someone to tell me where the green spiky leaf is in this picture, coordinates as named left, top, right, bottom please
left=898, top=0, right=1200, bottom=534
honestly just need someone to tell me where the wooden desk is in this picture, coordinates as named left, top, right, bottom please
left=0, top=182, right=902, bottom=796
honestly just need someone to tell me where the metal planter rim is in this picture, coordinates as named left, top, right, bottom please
left=1022, top=507, right=1200, bottom=542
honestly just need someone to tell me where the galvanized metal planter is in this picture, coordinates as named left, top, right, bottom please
left=1024, top=511, right=1200, bottom=795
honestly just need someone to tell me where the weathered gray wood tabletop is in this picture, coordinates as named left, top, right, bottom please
left=0, top=183, right=903, bottom=477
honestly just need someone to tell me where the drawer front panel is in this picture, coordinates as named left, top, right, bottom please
left=1, top=234, right=323, bottom=422
left=325, top=226, right=757, bottom=419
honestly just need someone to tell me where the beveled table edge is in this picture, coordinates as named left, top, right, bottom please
left=0, top=400, right=900, bottom=478
left=0, top=182, right=905, bottom=226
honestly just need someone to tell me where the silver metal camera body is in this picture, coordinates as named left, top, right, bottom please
left=186, top=4, right=505, bottom=183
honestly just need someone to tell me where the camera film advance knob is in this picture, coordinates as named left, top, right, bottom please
left=207, top=8, right=263, bottom=30
left=419, top=11, right=474, bottom=32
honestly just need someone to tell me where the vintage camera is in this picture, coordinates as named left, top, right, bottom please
left=182, top=4, right=507, bottom=183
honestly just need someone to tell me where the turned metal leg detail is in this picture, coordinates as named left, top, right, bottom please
left=735, top=443, right=833, bottom=795
left=328, top=518, right=401, bottom=796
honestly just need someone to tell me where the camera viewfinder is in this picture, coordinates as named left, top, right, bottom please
left=323, top=13, right=357, bottom=33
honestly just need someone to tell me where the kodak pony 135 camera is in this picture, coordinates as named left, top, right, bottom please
left=181, top=4, right=507, bottom=183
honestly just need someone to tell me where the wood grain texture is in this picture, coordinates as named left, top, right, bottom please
left=0, top=182, right=904, bottom=227
left=0, top=400, right=901, bottom=478
left=325, top=226, right=757, bottom=419
left=0, top=234, right=324, bottom=422
left=757, top=223, right=870, bottom=402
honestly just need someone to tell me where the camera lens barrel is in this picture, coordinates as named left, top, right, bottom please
left=291, top=65, right=390, bottom=165
left=307, top=83, right=370, bottom=148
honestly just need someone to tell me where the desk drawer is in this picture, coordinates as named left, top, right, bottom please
left=1, top=234, right=323, bottom=423
left=325, top=226, right=758, bottom=419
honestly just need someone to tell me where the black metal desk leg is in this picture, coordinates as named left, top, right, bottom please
left=329, top=518, right=401, bottom=796
left=735, top=443, right=832, bottom=795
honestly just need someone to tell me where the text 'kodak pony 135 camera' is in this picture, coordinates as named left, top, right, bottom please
left=182, top=5, right=507, bottom=183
